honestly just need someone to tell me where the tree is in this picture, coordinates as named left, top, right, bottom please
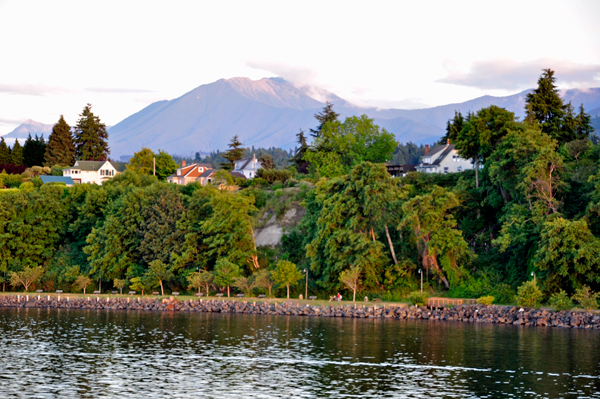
left=10, top=139, right=23, bottom=165
left=10, top=266, right=44, bottom=292
left=74, top=104, right=109, bottom=160
left=233, top=275, right=254, bottom=297
left=252, top=269, right=274, bottom=297
left=129, top=276, right=152, bottom=295
left=290, top=129, right=310, bottom=173
left=187, top=270, right=213, bottom=296
left=221, top=135, right=245, bottom=170
left=23, top=134, right=46, bottom=167
left=44, top=115, right=75, bottom=166
left=200, top=191, right=260, bottom=269
left=258, top=153, right=275, bottom=170
left=114, top=278, right=127, bottom=295
left=146, top=259, right=174, bottom=296
left=339, top=265, right=362, bottom=302
left=73, top=275, right=92, bottom=294
left=271, top=260, right=303, bottom=299
left=399, top=186, right=474, bottom=289
left=214, top=258, right=241, bottom=297
left=155, top=150, right=178, bottom=180
left=310, top=101, right=340, bottom=138
left=0, top=137, right=10, bottom=164
left=572, top=285, right=600, bottom=311
left=127, top=147, right=154, bottom=174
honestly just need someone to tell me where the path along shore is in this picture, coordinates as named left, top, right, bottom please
left=1, top=294, right=599, bottom=329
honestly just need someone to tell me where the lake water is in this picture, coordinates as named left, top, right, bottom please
left=0, top=308, right=599, bottom=398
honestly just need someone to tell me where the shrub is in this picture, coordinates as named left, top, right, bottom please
left=19, top=182, right=35, bottom=191
left=549, top=290, right=574, bottom=311
left=491, top=283, right=516, bottom=304
left=516, top=280, right=543, bottom=308
left=572, top=285, right=600, bottom=311
left=275, top=189, right=283, bottom=198
left=408, top=291, right=428, bottom=306
left=476, top=296, right=495, bottom=306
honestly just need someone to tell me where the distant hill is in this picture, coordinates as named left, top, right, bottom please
left=2, top=119, right=53, bottom=140
left=80, top=78, right=600, bottom=157
left=592, top=117, right=600, bottom=135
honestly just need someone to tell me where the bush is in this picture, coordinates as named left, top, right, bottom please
left=491, top=283, right=516, bottom=305
left=275, top=189, right=283, bottom=198
left=408, top=291, right=428, bottom=306
left=549, top=290, right=574, bottom=311
left=516, top=280, right=543, bottom=308
left=572, top=285, right=600, bottom=311
left=19, top=182, right=35, bottom=191
left=476, top=296, right=495, bottom=305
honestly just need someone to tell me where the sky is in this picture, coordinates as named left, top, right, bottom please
left=0, top=0, right=599, bottom=135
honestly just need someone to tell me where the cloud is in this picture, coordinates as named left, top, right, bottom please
left=86, top=87, right=154, bottom=94
left=0, top=117, right=25, bottom=125
left=245, top=61, right=318, bottom=85
left=0, top=83, right=69, bottom=96
left=438, top=59, right=600, bottom=90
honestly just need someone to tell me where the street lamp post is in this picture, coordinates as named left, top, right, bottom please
left=418, top=269, right=423, bottom=293
left=303, top=269, right=308, bottom=299
left=531, top=272, right=536, bottom=284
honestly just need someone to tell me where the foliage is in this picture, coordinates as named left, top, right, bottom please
left=516, top=280, right=543, bottom=308
left=74, top=104, right=109, bottom=161
left=256, top=168, right=293, bottom=183
left=10, top=266, right=44, bottom=292
left=146, top=259, right=174, bottom=296
left=271, top=260, right=303, bottom=299
left=113, top=278, right=127, bottom=295
left=549, top=290, right=574, bottom=311
left=23, top=134, right=47, bottom=167
left=0, top=137, right=10, bottom=165
left=187, top=270, right=213, bottom=296
left=572, top=285, right=600, bottom=311
left=213, top=258, right=241, bottom=297
left=252, top=269, right=274, bottom=297
left=45, top=115, right=75, bottom=167
left=476, top=296, right=495, bottom=306
left=233, top=276, right=254, bottom=297
left=10, top=139, right=23, bottom=165
left=73, top=275, right=93, bottom=294
left=129, top=276, right=152, bottom=295
left=221, top=135, right=245, bottom=170
left=339, top=265, right=362, bottom=302
left=408, top=291, right=428, bottom=306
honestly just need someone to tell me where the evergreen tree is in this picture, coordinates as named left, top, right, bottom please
left=221, top=135, right=245, bottom=170
left=0, top=137, right=11, bottom=164
left=258, top=153, right=275, bottom=170
left=74, top=104, right=110, bottom=161
left=23, top=134, right=47, bottom=167
left=575, top=103, right=595, bottom=139
left=45, top=115, right=75, bottom=166
left=525, top=69, right=565, bottom=139
left=290, top=129, right=310, bottom=173
left=10, top=139, right=23, bottom=165
left=310, top=101, right=339, bottom=138
left=23, top=134, right=34, bottom=167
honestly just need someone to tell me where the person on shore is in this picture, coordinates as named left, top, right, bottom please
left=336, top=293, right=342, bottom=301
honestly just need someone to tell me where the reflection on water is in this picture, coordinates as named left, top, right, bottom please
left=0, top=308, right=599, bottom=398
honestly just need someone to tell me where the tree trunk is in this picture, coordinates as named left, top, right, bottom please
left=227, top=286, right=230, bottom=297
left=160, top=280, right=164, bottom=296
left=384, top=224, right=398, bottom=265
left=287, top=284, right=290, bottom=299
left=353, top=288, right=356, bottom=302
left=99, top=278, right=101, bottom=293
left=83, top=286, right=86, bottom=294
left=250, top=227, right=260, bottom=268
left=370, top=228, right=376, bottom=241
left=120, top=287, right=123, bottom=295
left=421, top=236, right=449, bottom=289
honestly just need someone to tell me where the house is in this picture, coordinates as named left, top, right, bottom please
left=386, top=163, right=417, bottom=177
left=40, top=176, right=75, bottom=187
left=197, top=169, right=246, bottom=190
left=233, top=155, right=262, bottom=179
left=62, top=160, right=127, bottom=184
left=166, top=162, right=213, bottom=185
left=417, top=140, right=474, bottom=174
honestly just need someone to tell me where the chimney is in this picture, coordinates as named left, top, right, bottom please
left=425, top=144, right=429, bottom=155
left=182, top=160, right=186, bottom=167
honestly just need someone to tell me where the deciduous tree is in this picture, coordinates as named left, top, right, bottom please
left=271, top=260, right=303, bottom=299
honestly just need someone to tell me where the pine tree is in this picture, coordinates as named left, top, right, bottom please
left=575, top=103, right=595, bottom=140
left=0, top=137, right=11, bottom=165
left=74, top=104, right=109, bottom=161
left=10, top=139, right=23, bottom=165
left=290, top=129, right=310, bottom=173
left=310, top=101, right=339, bottom=138
left=33, top=135, right=47, bottom=167
left=221, top=135, right=245, bottom=170
left=525, top=69, right=565, bottom=138
left=45, top=115, right=75, bottom=166
left=23, top=134, right=35, bottom=167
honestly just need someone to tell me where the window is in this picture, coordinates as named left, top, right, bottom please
left=444, top=167, right=449, bottom=174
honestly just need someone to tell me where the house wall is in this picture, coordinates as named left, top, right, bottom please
left=437, top=150, right=473, bottom=173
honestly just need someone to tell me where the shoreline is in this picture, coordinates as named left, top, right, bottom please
left=1, top=294, right=600, bottom=329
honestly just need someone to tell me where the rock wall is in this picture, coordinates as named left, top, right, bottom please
left=1, top=295, right=600, bottom=329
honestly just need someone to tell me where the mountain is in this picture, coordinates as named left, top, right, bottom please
left=107, top=78, right=600, bottom=157
left=2, top=119, right=53, bottom=140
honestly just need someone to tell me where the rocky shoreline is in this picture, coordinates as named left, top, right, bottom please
left=1, top=294, right=599, bottom=329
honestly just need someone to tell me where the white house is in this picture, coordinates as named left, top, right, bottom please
left=417, top=141, right=474, bottom=174
left=233, top=155, right=262, bottom=179
left=63, top=160, right=127, bottom=184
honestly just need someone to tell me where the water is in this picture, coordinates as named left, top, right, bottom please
left=0, top=308, right=599, bottom=398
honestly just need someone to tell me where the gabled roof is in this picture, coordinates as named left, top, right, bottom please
left=421, top=144, right=456, bottom=166
left=197, top=163, right=213, bottom=169
left=198, top=169, right=215, bottom=178
left=110, top=161, right=127, bottom=172
left=229, top=171, right=246, bottom=179
left=65, top=161, right=105, bottom=171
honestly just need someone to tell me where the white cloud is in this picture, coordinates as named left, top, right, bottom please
left=86, top=87, right=154, bottom=94
left=438, top=59, right=600, bottom=90
left=0, top=117, right=25, bottom=125
left=0, top=83, right=70, bottom=96
left=245, top=61, right=318, bottom=85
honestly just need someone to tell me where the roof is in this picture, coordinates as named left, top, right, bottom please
left=229, top=171, right=246, bottom=179
left=198, top=169, right=215, bottom=178
left=41, top=176, right=74, bottom=185
left=197, top=163, right=213, bottom=169
left=234, top=157, right=262, bottom=171
left=65, top=161, right=105, bottom=171
left=109, top=161, right=127, bottom=172
left=422, top=144, right=455, bottom=166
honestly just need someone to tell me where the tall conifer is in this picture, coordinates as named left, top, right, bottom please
left=10, top=139, right=23, bottom=165
left=0, top=137, right=11, bottom=164
left=74, top=104, right=109, bottom=161
left=45, top=115, right=75, bottom=166
left=221, top=135, right=245, bottom=170
left=310, top=102, right=339, bottom=138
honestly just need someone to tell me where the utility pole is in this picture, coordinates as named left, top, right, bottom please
left=304, top=269, right=308, bottom=299
left=418, top=269, right=423, bottom=293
